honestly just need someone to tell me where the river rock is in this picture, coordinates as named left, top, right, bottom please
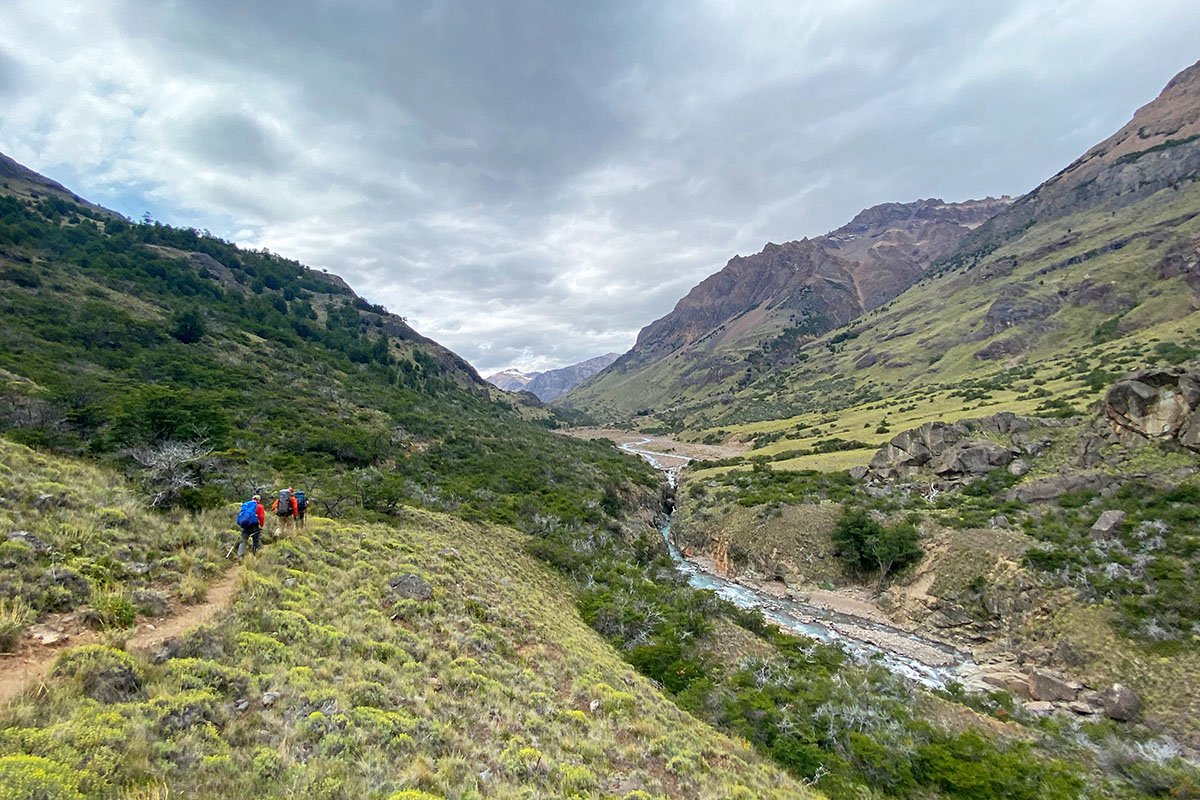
left=1028, top=669, right=1081, bottom=702
left=980, top=669, right=1031, bottom=699
left=1100, top=684, right=1141, bottom=721
left=1090, top=510, right=1127, bottom=538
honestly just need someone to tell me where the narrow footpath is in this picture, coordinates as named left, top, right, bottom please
left=0, top=567, right=240, bottom=706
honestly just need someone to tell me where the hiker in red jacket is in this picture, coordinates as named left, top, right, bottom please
left=271, top=487, right=299, bottom=535
left=236, top=494, right=266, bottom=557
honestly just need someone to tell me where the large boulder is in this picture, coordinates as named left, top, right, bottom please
left=1104, top=367, right=1200, bottom=451
left=1100, top=683, right=1141, bottom=721
left=1027, top=669, right=1081, bottom=702
left=933, top=442, right=1013, bottom=476
left=388, top=573, right=433, bottom=601
left=1008, top=472, right=1111, bottom=503
left=868, top=422, right=960, bottom=475
left=1090, top=510, right=1127, bottom=538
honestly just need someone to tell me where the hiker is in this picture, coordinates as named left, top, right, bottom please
left=272, top=487, right=298, bottom=534
left=235, top=494, right=266, bottom=557
left=294, top=489, right=308, bottom=527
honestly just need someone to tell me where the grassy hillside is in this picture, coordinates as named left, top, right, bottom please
left=7, top=440, right=1191, bottom=800
left=0, top=178, right=655, bottom=532
left=0, top=441, right=815, bottom=799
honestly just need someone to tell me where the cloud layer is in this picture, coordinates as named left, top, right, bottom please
left=1, top=1, right=1198, bottom=374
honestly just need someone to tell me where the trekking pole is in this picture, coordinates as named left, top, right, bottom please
left=226, top=540, right=237, bottom=559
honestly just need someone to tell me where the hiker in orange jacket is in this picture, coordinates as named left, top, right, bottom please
left=271, top=487, right=299, bottom=535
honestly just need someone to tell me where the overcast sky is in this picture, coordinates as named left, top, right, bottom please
left=1, top=2, right=1198, bottom=375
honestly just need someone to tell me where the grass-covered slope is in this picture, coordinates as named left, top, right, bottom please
left=9, top=441, right=1184, bottom=800
left=0, top=509, right=815, bottom=798
left=0, top=165, right=655, bottom=530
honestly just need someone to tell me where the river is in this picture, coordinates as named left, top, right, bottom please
left=619, top=438, right=977, bottom=689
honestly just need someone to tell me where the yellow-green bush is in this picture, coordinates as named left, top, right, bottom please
left=0, top=754, right=85, bottom=800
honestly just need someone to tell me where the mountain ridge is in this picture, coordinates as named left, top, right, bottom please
left=486, top=352, right=619, bottom=401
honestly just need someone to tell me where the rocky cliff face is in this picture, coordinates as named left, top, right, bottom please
left=590, top=197, right=1009, bottom=391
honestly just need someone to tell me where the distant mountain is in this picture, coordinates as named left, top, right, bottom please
left=485, top=368, right=533, bottom=392
left=488, top=352, right=619, bottom=401
left=563, top=197, right=1009, bottom=419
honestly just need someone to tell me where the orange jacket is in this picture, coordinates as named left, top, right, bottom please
left=272, top=496, right=298, bottom=516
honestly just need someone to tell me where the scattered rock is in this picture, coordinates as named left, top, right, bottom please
left=133, top=589, right=170, bottom=618
left=1069, top=700, right=1099, bottom=715
left=388, top=573, right=433, bottom=601
left=1008, top=458, right=1030, bottom=477
left=1028, top=669, right=1081, bottom=702
left=437, top=547, right=461, bottom=560
left=1024, top=701, right=1056, bottom=715
left=1073, top=435, right=1106, bottom=468
left=588, top=699, right=602, bottom=715
left=848, top=465, right=869, bottom=481
left=8, top=530, right=50, bottom=555
left=980, top=670, right=1031, bottom=699
left=124, top=561, right=152, bottom=576
left=1053, top=638, right=1087, bottom=668
left=1101, top=684, right=1141, bottom=721
left=261, top=691, right=281, bottom=707
left=1090, top=510, right=1128, bottom=538
left=989, top=515, right=1011, bottom=529
left=235, top=698, right=250, bottom=712
left=26, top=623, right=68, bottom=645
left=854, top=351, right=880, bottom=370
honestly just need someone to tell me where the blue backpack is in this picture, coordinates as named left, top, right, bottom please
left=236, top=500, right=258, bottom=527
left=295, top=490, right=307, bottom=511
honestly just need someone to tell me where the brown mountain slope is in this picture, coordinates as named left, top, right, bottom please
left=563, top=196, right=1008, bottom=420
left=963, top=58, right=1200, bottom=248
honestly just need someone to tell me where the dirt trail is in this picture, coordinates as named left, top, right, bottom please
left=0, top=568, right=240, bottom=706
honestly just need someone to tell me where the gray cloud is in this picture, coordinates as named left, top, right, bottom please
left=0, top=0, right=1198, bottom=374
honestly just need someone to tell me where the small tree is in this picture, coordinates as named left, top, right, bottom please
left=831, top=508, right=922, bottom=591
left=171, top=309, right=207, bottom=344
left=128, top=440, right=214, bottom=507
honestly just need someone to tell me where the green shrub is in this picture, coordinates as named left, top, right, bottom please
left=87, top=590, right=137, bottom=629
left=51, top=644, right=144, bottom=702
left=0, top=755, right=85, bottom=800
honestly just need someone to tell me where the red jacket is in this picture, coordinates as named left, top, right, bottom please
left=255, top=501, right=266, bottom=526
left=272, top=496, right=298, bottom=517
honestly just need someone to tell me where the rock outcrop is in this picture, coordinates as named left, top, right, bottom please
left=1103, top=366, right=1200, bottom=451
left=866, top=412, right=1034, bottom=481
